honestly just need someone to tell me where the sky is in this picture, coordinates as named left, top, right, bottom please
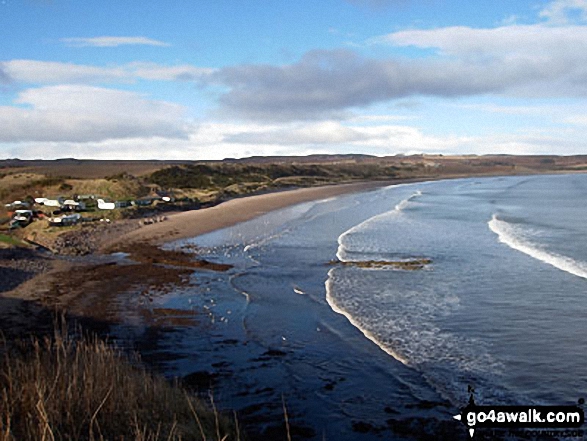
left=2, top=0, right=587, bottom=160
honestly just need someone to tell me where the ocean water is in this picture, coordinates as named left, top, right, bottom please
left=155, top=174, right=587, bottom=439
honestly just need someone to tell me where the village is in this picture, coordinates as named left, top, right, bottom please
left=4, top=192, right=177, bottom=230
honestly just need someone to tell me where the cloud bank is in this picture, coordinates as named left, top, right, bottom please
left=0, top=60, right=213, bottom=85
left=0, top=85, right=189, bottom=142
left=208, top=22, right=587, bottom=121
left=61, top=36, right=170, bottom=48
left=3, top=0, right=587, bottom=159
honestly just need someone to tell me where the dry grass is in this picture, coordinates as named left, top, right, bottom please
left=0, top=322, right=239, bottom=441
left=64, top=178, right=148, bottom=201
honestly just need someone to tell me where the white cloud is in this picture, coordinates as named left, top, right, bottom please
left=349, top=114, right=414, bottom=123
left=4, top=117, right=587, bottom=160
left=225, top=121, right=381, bottom=145
left=454, top=103, right=551, bottom=115
left=2, top=60, right=129, bottom=84
left=539, top=0, right=587, bottom=24
left=564, top=115, right=587, bottom=125
left=211, top=37, right=587, bottom=121
left=61, top=36, right=170, bottom=48
left=0, top=60, right=213, bottom=85
left=375, top=24, right=587, bottom=60
left=0, top=85, right=189, bottom=142
left=221, top=120, right=470, bottom=156
left=128, top=62, right=215, bottom=81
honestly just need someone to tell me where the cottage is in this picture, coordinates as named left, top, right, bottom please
left=35, top=197, right=64, bottom=207
left=48, top=213, right=81, bottom=226
left=97, top=199, right=116, bottom=210
left=63, top=199, right=86, bottom=211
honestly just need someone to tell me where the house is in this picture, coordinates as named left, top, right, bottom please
left=62, top=199, right=86, bottom=211
left=35, top=197, right=64, bottom=207
left=48, top=213, right=81, bottom=227
left=97, top=199, right=116, bottom=210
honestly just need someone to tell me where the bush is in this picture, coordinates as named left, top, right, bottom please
left=0, top=323, right=238, bottom=441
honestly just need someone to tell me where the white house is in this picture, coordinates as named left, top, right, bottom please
left=36, top=197, right=64, bottom=207
left=63, top=199, right=86, bottom=211
left=97, top=199, right=116, bottom=210
left=49, top=213, right=81, bottom=226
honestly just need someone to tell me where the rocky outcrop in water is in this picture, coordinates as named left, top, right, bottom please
left=329, top=258, right=431, bottom=270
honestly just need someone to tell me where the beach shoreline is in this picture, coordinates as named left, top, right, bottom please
left=2, top=173, right=569, bottom=440
left=109, top=169, right=579, bottom=248
left=1, top=180, right=402, bottom=330
left=108, top=179, right=399, bottom=248
left=0, top=172, right=563, bottom=329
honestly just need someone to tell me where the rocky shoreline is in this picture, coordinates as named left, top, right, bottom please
left=0, top=247, right=53, bottom=293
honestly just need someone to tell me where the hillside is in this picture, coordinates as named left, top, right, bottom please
left=3, top=154, right=587, bottom=211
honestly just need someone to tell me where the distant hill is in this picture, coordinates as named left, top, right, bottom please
left=2, top=154, right=587, bottom=209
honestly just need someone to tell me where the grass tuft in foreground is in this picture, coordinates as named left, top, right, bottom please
left=0, top=323, right=239, bottom=441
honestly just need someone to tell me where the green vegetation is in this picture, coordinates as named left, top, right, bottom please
left=0, top=233, right=27, bottom=247
left=0, top=325, right=238, bottom=441
left=148, top=162, right=400, bottom=192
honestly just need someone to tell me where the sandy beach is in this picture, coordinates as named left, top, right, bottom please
left=2, top=180, right=397, bottom=322
left=0, top=176, right=479, bottom=325
left=0, top=177, right=494, bottom=439
left=113, top=180, right=395, bottom=247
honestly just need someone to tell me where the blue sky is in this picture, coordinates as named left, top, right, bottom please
left=2, top=0, right=587, bottom=159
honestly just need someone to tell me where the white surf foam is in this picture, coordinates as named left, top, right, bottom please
left=324, top=269, right=410, bottom=365
left=488, top=214, right=587, bottom=280
left=324, top=267, right=505, bottom=405
left=336, top=190, right=423, bottom=262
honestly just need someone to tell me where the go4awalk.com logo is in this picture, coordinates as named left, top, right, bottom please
left=453, top=388, right=584, bottom=438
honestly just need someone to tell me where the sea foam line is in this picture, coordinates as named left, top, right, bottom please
left=488, top=214, right=587, bottom=280
left=336, top=190, right=423, bottom=262
left=324, top=269, right=410, bottom=365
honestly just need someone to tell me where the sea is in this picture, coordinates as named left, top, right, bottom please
left=139, top=173, right=587, bottom=440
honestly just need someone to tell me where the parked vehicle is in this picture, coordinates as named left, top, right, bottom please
left=9, top=210, right=33, bottom=228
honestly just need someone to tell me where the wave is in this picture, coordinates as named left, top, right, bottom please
left=324, top=269, right=410, bottom=365
left=336, top=190, right=423, bottom=262
left=488, top=214, right=587, bottom=280
left=324, top=267, right=508, bottom=405
left=394, top=190, right=422, bottom=211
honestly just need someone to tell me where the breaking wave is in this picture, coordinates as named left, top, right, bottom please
left=488, top=214, right=587, bottom=280
left=336, top=190, right=423, bottom=262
